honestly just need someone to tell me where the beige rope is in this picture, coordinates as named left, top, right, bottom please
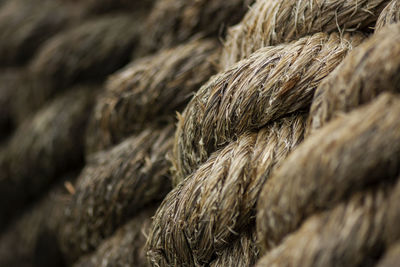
left=220, top=0, right=388, bottom=69
left=60, top=125, right=174, bottom=262
left=86, top=39, right=219, bottom=154
left=257, top=178, right=400, bottom=267
left=147, top=115, right=306, bottom=266
left=173, top=32, right=363, bottom=182
left=307, top=22, right=400, bottom=135
left=257, top=93, right=400, bottom=252
left=0, top=88, right=95, bottom=228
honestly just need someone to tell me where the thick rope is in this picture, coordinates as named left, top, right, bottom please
left=147, top=115, right=306, bottom=266
left=138, top=0, right=254, bottom=55
left=72, top=206, right=157, bottom=267
left=307, top=22, right=400, bottom=135
left=220, top=0, right=388, bottom=69
left=0, top=0, right=80, bottom=66
left=257, top=177, right=400, bottom=267
left=256, top=93, right=400, bottom=252
left=0, top=176, right=74, bottom=267
left=173, top=32, right=363, bottom=182
left=60, top=125, right=174, bottom=262
left=30, top=15, right=141, bottom=88
left=85, top=39, right=219, bottom=154
left=0, top=88, right=95, bottom=227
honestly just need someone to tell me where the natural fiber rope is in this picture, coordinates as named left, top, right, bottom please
left=172, top=31, right=363, bottom=182
left=0, top=175, right=74, bottom=266
left=220, top=0, right=388, bottom=69
left=30, top=15, right=141, bottom=88
left=0, top=88, right=96, bottom=227
left=209, top=230, right=258, bottom=267
left=1, top=0, right=400, bottom=266
left=147, top=115, right=305, bottom=266
left=307, top=22, right=400, bottom=135
left=256, top=93, right=400, bottom=252
left=72, top=206, right=157, bottom=267
left=146, top=3, right=400, bottom=266
left=0, top=0, right=80, bottom=66
left=138, top=0, right=254, bottom=55
left=60, top=125, right=174, bottom=262
left=257, top=177, right=400, bottom=267
left=86, top=39, right=219, bottom=154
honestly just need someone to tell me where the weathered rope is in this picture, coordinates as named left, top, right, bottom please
left=1, top=0, right=400, bottom=265
left=209, top=230, right=259, bottom=267
left=138, top=0, right=254, bottom=55
left=256, top=93, right=400, bottom=252
left=173, top=32, right=363, bottom=182
left=72, top=206, right=157, bottom=267
left=307, top=22, right=400, bottom=135
left=0, top=175, right=75, bottom=267
left=0, top=88, right=96, bottom=228
left=257, top=177, right=400, bottom=267
left=220, top=0, right=388, bottom=69
left=60, top=125, right=174, bottom=262
left=0, top=0, right=80, bottom=66
left=30, top=15, right=141, bottom=88
left=147, top=115, right=306, bottom=266
left=85, top=39, right=219, bottom=154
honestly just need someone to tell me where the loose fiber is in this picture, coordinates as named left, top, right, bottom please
left=256, top=178, right=400, bottom=267
left=72, top=206, right=157, bottom=267
left=60, top=125, right=174, bottom=262
left=138, top=0, right=254, bottom=55
left=307, top=22, right=400, bottom=134
left=85, top=39, right=219, bottom=154
left=0, top=87, right=96, bottom=226
left=30, top=15, right=141, bottom=88
left=0, top=175, right=76, bottom=267
left=376, top=242, right=400, bottom=267
left=147, top=115, right=305, bottom=266
left=173, top=32, right=363, bottom=181
left=221, top=0, right=388, bottom=69
left=0, top=0, right=80, bottom=66
left=376, top=0, right=400, bottom=30
left=256, top=93, right=400, bottom=252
